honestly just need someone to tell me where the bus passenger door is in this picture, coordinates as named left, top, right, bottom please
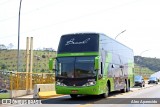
left=95, top=56, right=106, bottom=93
left=100, top=62, right=107, bottom=93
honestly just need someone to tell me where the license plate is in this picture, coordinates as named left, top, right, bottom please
left=71, top=90, right=78, bottom=93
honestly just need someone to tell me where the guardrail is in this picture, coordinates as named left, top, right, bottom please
left=0, top=71, right=55, bottom=90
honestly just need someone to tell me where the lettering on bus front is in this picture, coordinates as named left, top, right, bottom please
left=65, top=38, right=90, bottom=46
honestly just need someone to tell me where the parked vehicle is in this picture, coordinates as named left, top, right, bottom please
left=0, top=89, right=8, bottom=93
left=134, top=75, right=145, bottom=87
left=148, top=77, right=158, bottom=84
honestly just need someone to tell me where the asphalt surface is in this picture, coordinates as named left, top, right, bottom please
left=41, top=84, right=160, bottom=104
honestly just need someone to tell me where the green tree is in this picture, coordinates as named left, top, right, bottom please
left=1, top=64, right=7, bottom=69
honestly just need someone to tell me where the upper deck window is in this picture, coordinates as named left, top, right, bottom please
left=57, top=33, right=99, bottom=53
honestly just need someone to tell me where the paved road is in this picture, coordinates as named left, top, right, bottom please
left=41, top=83, right=160, bottom=104
left=1, top=83, right=160, bottom=107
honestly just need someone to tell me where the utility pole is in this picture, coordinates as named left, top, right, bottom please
left=25, top=37, right=33, bottom=93
left=17, top=0, right=22, bottom=72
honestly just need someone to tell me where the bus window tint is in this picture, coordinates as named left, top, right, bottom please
left=56, top=57, right=74, bottom=78
left=75, top=57, right=96, bottom=78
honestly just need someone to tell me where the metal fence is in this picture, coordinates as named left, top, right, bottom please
left=0, top=71, right=55, bottom=90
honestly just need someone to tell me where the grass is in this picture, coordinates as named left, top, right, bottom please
left=0, top=49, right=56, bottom=72
left=134, top=65, right=155, bottom=79
left=0, top=93, right=10, bottom=98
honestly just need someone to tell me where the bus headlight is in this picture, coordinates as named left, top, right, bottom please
left=56, top=81, right=67, bottom=86
left=82, top=81, right=96, bottom=86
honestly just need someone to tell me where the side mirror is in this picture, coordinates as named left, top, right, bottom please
left=94, top=56, right=100, bottom=70
left=49, top=58, right=55, bottom=70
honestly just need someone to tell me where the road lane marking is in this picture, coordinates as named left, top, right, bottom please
left=77, top=104, right=92, bottom=107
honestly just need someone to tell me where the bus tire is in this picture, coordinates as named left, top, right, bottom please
left=70, top=94, right=78, bottom=99
left=101, top=84, right=109, bottom=98
left=126, top=80, right=130, bottom=92
left=127, top=86, right=130, bottom=92
left=121, top=83, right=127, bottom=93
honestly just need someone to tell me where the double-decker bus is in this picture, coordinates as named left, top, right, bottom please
left=49, top=33, right=134, bottom=98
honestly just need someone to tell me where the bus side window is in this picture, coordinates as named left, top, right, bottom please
left=101, top=62, right=103, bottom=74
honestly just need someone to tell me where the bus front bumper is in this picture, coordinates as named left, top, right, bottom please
left=55, top=85, right=102, bottom=95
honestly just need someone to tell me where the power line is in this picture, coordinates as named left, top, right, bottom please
left=0, top=0, right=142, bottom=39
left=0, top=0, right=65, bottom=22
left=0, top=0, right=141, bottom=23
left=0, top=0, right=11, bottom=5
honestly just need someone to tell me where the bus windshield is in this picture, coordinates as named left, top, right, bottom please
left=56, top=56, right=96, bottom=78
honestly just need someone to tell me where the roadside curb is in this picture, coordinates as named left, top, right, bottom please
left=39, top=94, right=62, bottom=99
left=38, top=91, right=62, bottom=99
left=134, top=83, right=159, bottom=91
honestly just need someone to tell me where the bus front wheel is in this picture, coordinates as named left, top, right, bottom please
left=101, top=84, right=109, bottom=98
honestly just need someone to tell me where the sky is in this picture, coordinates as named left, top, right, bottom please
left=0, top=0, right=160, bottom=58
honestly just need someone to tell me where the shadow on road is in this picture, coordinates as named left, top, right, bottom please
left=41, top=91, right=125, bottom=104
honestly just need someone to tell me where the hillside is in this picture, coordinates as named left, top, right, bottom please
left=0, top=49, right=56, bottom=72
left=134, top=56, right=160, bottom=72
left=134, top=56, right=158, bottom=78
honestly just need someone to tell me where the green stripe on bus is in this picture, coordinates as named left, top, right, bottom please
left=57, top=52, right=99, bottom=57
